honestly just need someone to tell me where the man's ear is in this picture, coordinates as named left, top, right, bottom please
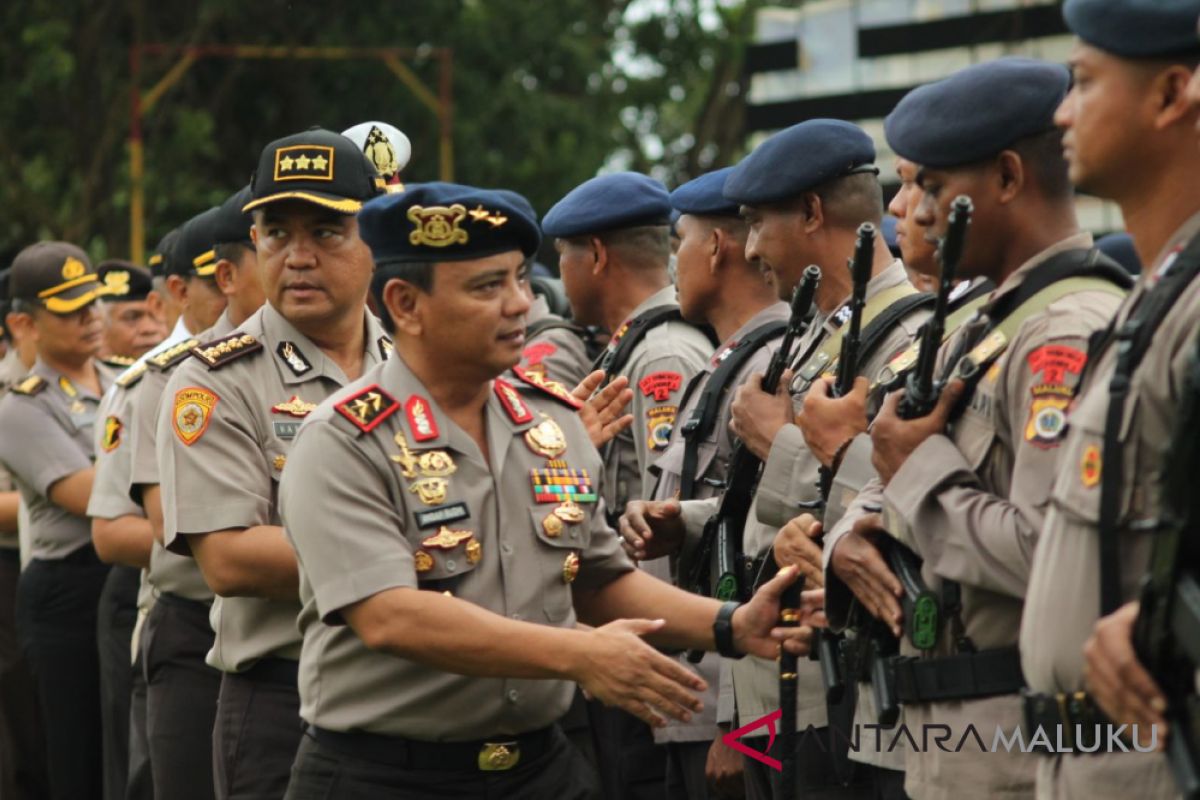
left=213, top=260, right=237, bottom=296
left=590, top=236, right=609, bottom=277
left=800, top=192, right=825, bottom=234
left=382, top=278, right=424, bottom=337
left=144, top=290, right=166, bottom=322
left=5, top=311, right=35, bottom=344
left=165, top=274, right=188, bottom=306
left=709, top=226, right=726, bottom=274
left=994, top=150, right=1026, bottom=205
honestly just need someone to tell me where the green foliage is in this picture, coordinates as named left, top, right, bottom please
left=0, top=0, right=759, bottom=265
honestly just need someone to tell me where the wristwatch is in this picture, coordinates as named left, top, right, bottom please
left=713, top=601, right=745, bottom=659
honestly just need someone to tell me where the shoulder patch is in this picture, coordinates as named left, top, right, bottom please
left=101, top=415, right=123, bottom=452
left=494, top=378, right=534, bottom=424
left=100, top=354, right=136, bottom=368
left=512, top=365, right=583, bottom=410
left=335, top=385, right=400, bottom=434
left=192, top=334, right=263, bottom=370
left=11, top=375, right=46, bottom=395
left=149, top=338, right=200, bottom=371
left=172, top=387, right=219, bottom=445
left=114, top=362, right=149, bottom=388
left=638, top=371, right=683, bottom=401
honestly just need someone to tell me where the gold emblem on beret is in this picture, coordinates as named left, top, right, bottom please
left=422, top=526, right=474, bottom=550
left=409, top=477, right=448, bottom=505
left=408, top=204, right=469, bottom=248
left=465, top=539, right=482, bottom=564
left=468, top=204, right=508, bottom=228
left=554, top=499, right=586, bottom=524
left=414, top=550, right=434, bottom=573
left=274, top=145, right=335, bottom=182
left=524, top=417, right=567, bottom=459
left=61, top=256, right=86, bottom=280
left=542, top=513, right=564, bottom=539
left=562, top=552, right=580, bottom=584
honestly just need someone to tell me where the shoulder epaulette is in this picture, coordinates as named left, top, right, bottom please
left=115, top=362, right=149, bottom=389
left=512, top=365, right=583, bottom=410
left=334, top=384, right=400, bottom=434
left=11, top=375, right=46, bottom=396
left=494, top=378, right=535, bottom=424
left=191, top=333, right=263, bottom=370
left=148, top=338, right=201, bottom=371
left=100, top=354, right=136, bottom=369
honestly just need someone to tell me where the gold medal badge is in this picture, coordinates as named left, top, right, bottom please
left=542, top=513, right=564, bottom=539
left=465, top=539, right=482, bottom=564
left=414, top=551, right=434, bottom=573
left=409, top=478, right=449, bottom=506
left=553, top=499, right=586, bottom=524
left=562, top=552, right=580, bottom=584
left=524, top=416, right=567, bottom=459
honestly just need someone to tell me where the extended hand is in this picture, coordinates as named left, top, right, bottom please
left=797, top=376, right=869, bottom=468
left=870, top=380, right=964, bottom=485
left=772, top=513, right=824, bottom=589
left=830, top=513, right=903, bottom=637
left=1083, top=601, right=1166, bottom=750
left=574, top=370, right=634, bottom=449
left=618, top=499, right=685, bottom=561
left=733, top=566, right=826, bottom=658
left=706, top=729, right=746, bottom=799
left=576, top=618, right=706, bottom=728
left=729, top=370, right=794, bottom=461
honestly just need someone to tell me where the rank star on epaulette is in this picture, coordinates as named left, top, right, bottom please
left=115, top=362, right=148, bottom=389
left=192, top=334, right=262, bottom=369
left=101, top=354, right=136, bottom=368
left=335, top=384, right=400, bottom=434
left=512, top=366, right=583, bottom=410
left=276, top=342, right=312, bottom=376
left=494, top=378, right=533, bottom=424
left=149, top=338, right=201, bottom=371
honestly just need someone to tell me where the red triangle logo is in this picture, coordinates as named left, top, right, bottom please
left=721, top=708, right=782, bottom=771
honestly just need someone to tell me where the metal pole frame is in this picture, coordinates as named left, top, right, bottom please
left=127, top=44, right=454, bottom=263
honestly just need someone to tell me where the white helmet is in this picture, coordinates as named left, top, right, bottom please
left=341, top=122, right=412, bottom=182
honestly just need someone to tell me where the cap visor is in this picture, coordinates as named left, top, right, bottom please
left=41, top=283, right=104, bottom=314
left=242, top=191, right=363, bottom=215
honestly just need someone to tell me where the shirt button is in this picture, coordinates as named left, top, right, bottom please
left=501, top=543, right=514, bottom=556
left=506, top=689, right=520, bottom=703
left=569, top=529, right=579, bottom=539
left=445, top=560, right=457, bottom=572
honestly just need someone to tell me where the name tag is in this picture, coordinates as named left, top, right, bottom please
left=415, top=502, right=470, bottom=529
left=273, top=421, right=302, bottom=440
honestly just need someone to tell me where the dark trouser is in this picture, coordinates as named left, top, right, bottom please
left=0, top=548, right=48, bottom=800
left=285, top=724, right=600, bottom=799
left=127, top=647, right=154, bottom=800
left=214, top=658, right=304, bottom=800
left=867, top=765, right=907, bottom=800
left=588, top=701, right=667, bottom=800
left=15, top=548, right=110, bottom=800
left=562, top=686, right=600, bottom=773
left=144, top=593, right=220, bottom=800
left=741, top=728, right=873, bottom=800
left=666, top=739, right=715, bottom=800
left=98, top=564, right=140, bottom=800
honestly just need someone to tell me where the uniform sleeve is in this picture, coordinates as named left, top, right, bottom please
left=629, top=352, right=706, bottom=501
left=754, top=424, right=821, bottom=529
left=128, top=371, right=168, bottom=490
left=822, top=478, right=884, bottom=631
left=157, top=366, right=270, bottom=542
left=281, top=419, right=416, bottom=624
left=87, top=393, right=141, bottom=519
left=574, top=495, right=636, bottom=591
left=883, top=310, right=1105, bottom=599
left=0, top=397, right=91, bottom=497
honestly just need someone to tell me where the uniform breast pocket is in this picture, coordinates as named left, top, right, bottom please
left=408, top=525, right=483, bottom=584
left=953, top=402, right=997, bottom=473
left=529, top=505, right=592, bottom=623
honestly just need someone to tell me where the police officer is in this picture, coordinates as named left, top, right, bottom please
left=1019, top=1, right=1200, bottom=796
left=157, top=128, right=388, bottom=800
left=620, top=167, right=789, bottom=798
left=0, top=242, right=117, bottom=800
left=277, top=180, right=816, bottom=799
left=96, top=261, right=167, bottom=362
left=130, top=188, right=265, bottom=800
left=544, top=171, right=714, bottom=799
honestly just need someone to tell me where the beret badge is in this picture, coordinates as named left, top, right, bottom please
left=408, top=204, right=470, bottom=248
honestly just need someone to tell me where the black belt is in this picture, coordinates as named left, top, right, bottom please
left=235, top=656, right=299, bottom=687
left=1021, top=689, right=1111, bottom=755
left=308, top=723, right=558, bottom=772
left=155, top=590, right=210, bottom=614
left=893, top=646, right=1025, bottom=703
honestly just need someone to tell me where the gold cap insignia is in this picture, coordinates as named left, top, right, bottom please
left=421, top=526, right=474, bottom=550
left=467, top=204, right=508, bottom=228
left=364, top=125, right=400, bottom=179
left=273, top=145, right=335, bottom=182
left=407, top=204, right=469, bottom=248
left=61, top=256, right=86, bottom=280
left=103, top=270, right=131, bottom=296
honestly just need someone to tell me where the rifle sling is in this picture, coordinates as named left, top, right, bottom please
left=795, top=283, right=925, bottom=383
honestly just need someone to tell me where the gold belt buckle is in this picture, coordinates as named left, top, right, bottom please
left=478, top=741, right=520, bottom=771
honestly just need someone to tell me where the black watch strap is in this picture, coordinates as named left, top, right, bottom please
left=713, top=601, right=744, bottom=659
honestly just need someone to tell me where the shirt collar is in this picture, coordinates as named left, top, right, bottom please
left=261, top=302, right=387, bottom=386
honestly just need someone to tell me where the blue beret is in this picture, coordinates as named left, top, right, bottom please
left=358, top=182, right=541, bottom=265
left=1096, top=232, right=1142, bottom=276
left=670, top=168, right=740, bottom=218
left=542, top=172, right=671, bottom=238
left=885, top=58, right=1068, bottom=169
left=723, top=119, right=876, bottom=206
left=1064, top=0, right=1200, bottom=59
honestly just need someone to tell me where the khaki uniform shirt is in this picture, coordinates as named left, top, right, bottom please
left=130, top=315, right=235, bottom=605
left=599, top=285, right=713, bottom=516
left=281, top=355, right=633, bottom=739
left=158, top=304, right=389, bottom=672
left=515, top=296, right=591, bottom=391
left=645, top=301, right=790, bottom=744
left=1021, top=213, right=1200, bottom=800
left=731, top=259, right=926, bottom=729
left=874, top=234, right=1120, bottom=800
left=0, top=350, right=26, bottom=550
left=0, top=359, right=113, bottom=559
